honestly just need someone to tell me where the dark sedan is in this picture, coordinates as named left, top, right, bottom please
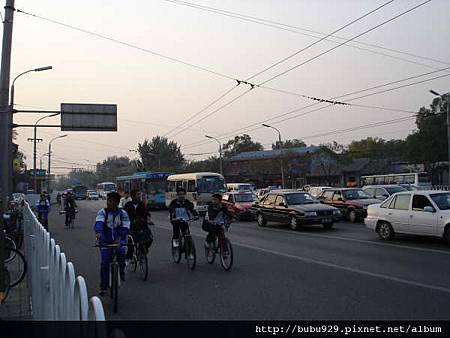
left=253, top=190, right=342, bottom=230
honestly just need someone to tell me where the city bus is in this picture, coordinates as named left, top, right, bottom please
left=360, top=172, right=432, bottom=189
left=165, top=172, right=227, bottom=215
left=96, top=182, right=117, bottom=199
left=72, top=184, right=88, bottom=200
left=116, top=172, right=171, bottom=209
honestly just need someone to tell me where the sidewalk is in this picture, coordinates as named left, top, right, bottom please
left=0, top=277, right=31, bottom=320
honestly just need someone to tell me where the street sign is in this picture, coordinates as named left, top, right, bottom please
left=28, top=169, right=46, bottom=178
left=60, top=103, right=117, bottom=131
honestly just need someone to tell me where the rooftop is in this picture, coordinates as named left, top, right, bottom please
left=230, top=146, right=319, bottom=161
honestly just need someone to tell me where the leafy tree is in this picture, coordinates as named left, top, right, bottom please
left=137, top=136, right=184, bottom=171
left=96, top=156, right=136, bottom=182
left=272, top=138, right=306, bottom=149
left=346, top=137, right=407, bottom=160
left=223, top=134, right=263, bottom=158
left=184, top=156, right=220, bottom=173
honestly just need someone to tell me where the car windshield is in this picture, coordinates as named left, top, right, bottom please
left=234, top=194, right=254, bottom=202
left=198, top=176, right=227, bottom=193
left=430, top=193, right=450, bottom=210
left=285, top=193, right=316, bottom=205
left=385, top=186, right=406, bottom=194
left=343, top=189, right=370, bottom=200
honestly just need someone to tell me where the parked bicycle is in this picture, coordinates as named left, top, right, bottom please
left=1, top=267, right=11, bottom=305
left=171, top=218, right=196, bottom=270
left=205, top=221, right=234, bottom=271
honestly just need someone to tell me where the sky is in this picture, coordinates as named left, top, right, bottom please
left=6, top=0, right=450, bottom=175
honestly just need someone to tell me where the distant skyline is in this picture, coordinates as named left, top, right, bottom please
left=7, top=0, right=450, bottom=174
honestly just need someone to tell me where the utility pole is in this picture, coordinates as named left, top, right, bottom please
left=205, top=135, right=223, bottom=175
left=262, top=124, right=285, bottom=188
left=0, top=0, right=15, bottom=305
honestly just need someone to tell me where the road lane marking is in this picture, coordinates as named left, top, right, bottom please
left=154, top=223, right=450, bottom=295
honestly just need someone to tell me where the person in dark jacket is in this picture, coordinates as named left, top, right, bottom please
left=168, top=187, right=198, bottom=248
left=202, top=193, right=232, bottom=248
left=124, top=189, right=153, bottom=257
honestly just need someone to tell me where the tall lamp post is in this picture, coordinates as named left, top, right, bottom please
left=48, top=134, right=67, bottom=192
left=205, top=135, right=223, bottom=175
left=262, top=124, right=285, bottom=188
left=32, top=113, right=60, bottom=191
left=9, top=66, right=52, bottom=195
left=430, top=89, right=450, bottom=184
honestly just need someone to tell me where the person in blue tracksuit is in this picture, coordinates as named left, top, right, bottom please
left=94, top=192, right=130, bottom=296
left=36, top=192, right=51, bottom=231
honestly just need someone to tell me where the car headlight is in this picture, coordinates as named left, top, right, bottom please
left=304, top=211, right=317, bottom=217
left=333, top=209, right=341, bottom=215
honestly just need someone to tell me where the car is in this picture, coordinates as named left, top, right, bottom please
left=400, top=184, right=420, bottom=191
left=365, top=190, right=450, bottom=245
left=227, top=183, right=255, bottom=192
left=255, top=186, right=279, bottom=200
left=222, top=191, right=256, bottom=221
left=253, top=190, right=341, bottom=230
left=86, top=190, right=99, bottom=200
left=362, top=185, right=407, bottom=200
left=318, top=188, right=382, bottom=222
left=307, top=186, right=333, bottom=199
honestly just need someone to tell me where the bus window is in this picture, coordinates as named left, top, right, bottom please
left=175, top=181, right=183, bottom=190
left=375, top=177, right=384, bottom=185
left=394, top=175, right=404, bottom=184
left=405, top=175, right=415, bottom=184
left=187, top=180, right=196, bottom=192
left=418, top=173, right=431, bottom=183
left=167, top=180, right=175, bottom=193
left=385, top=176, right=394, bottom=184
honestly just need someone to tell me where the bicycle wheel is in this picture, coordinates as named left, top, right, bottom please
left=138, top=247, right=149, bottom=281
left=186, top=237, right=196, bottom=271
left=205, top=242, right=216, bottom=264
left=5, top=248, right=27, bottom=287
left=171, top=240, right=181, bottom=264
left=4, top=236, right=17, bottom=263
left=69, top=214, right=75, bottom=229
left=110, top=263, right=119, bottom=313
left=219, top=238, right=233, bottom=271
left=1, top=267, right=10, bottom=304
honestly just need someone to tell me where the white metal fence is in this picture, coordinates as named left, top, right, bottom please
left=23, top=203, right=105, bottom=321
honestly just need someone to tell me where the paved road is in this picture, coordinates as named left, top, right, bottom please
left=47, top=200, right=450, bottom=320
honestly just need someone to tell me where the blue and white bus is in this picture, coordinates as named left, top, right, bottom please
left=116, top=172, right=172, bottom=209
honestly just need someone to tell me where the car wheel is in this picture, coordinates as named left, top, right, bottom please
left=322, top=222, right=333, bottom=229
left=289, top=216, right=299, bottom=230
left=257, top=213, right=266, bottom=227
left=348, top=209, right=358, bottom=223
left=378, top=221, right=394, bottom=241
left=444, top=227, right=450, bottom=246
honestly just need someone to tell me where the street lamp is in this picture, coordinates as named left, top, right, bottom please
left=430, top=89, right=450, bottom=184
left=48, top=135, right=67, bottom=192
left=262, top=123, right=285, bottom=188
left=32, top=113, right=60, bottom=191
left=10, top=66, right=53, bottom=107
left=205, top=135, right=223, bottom=175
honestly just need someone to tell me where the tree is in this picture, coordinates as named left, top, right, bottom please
left=346, top=137, right=407, bottom=160
left=272, top=138, right=306, bottom=149
left=184, top=156, right=220, bottom=173
left=137, top=136, right=184, bottom=171
left=96, top=156, right=136, bottom=182
left=223, top=134, right=263, bottom=159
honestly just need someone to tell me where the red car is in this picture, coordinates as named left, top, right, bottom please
left=222, top=191, right=256, bottom=221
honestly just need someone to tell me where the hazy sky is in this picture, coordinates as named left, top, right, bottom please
left=8, top=0, right=450, bottom=175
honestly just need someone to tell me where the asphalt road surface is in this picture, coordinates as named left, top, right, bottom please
left=47, top=200, right=450, bottom=320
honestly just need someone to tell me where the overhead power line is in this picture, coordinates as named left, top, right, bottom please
left=163, top=0, right=450, bottom=69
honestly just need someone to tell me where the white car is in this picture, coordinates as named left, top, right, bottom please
left=365, top=190, right=450, bottom=245
left=86, top=190, right=99, bottom=200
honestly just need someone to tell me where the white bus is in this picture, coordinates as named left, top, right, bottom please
left=360, top=172, right=431, bottom=189
left=226, top=183, right=255, bottom=192
left=165, top=172, right=227, bottom=215
left=96, top=182, right=117, bottom=199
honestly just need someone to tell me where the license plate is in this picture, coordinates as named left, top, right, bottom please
left=322, top=218, right=332, bottom=223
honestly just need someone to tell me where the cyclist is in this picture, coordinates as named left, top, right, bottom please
left=202, top=193, right=231, bottom=249
left=64, top=191, right=77, bottom=227
left=119, top=191, right=131, bottom=208
left=94, top=191, right=130, bottom=296
left=124, top=189, right=153, bottom=258
left=36, top=192, right=51, bottom=231
left=168, top=187, right=198, bottom=248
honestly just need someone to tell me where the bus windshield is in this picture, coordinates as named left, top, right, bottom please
left=104, top=183, right=116, bottom=192
left=198, top=176, right=226, bottom=193
left=145, top=181, right=166, bottom=194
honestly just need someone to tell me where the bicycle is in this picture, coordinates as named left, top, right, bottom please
left=60, top=209, right=77, bottom=229
left=95, top=242, right=128, bottom=313
left=128, top=234, right=149, bottom=281
left=204, top=221, right=234, bottom=271
left=1, top=267, right=11, bottom=305
left=4, top=247, right=27, bottom=287
left=171, top=218, right=197, bottom=270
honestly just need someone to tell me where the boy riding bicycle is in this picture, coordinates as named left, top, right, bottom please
left=94, top=192, right=130, bottom=296
left=168, top=187, right=198, bottom=248
left=202, top=193, right=232, bottom=249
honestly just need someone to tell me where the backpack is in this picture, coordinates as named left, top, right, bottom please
left=102, top=208, right=124, bottom=232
